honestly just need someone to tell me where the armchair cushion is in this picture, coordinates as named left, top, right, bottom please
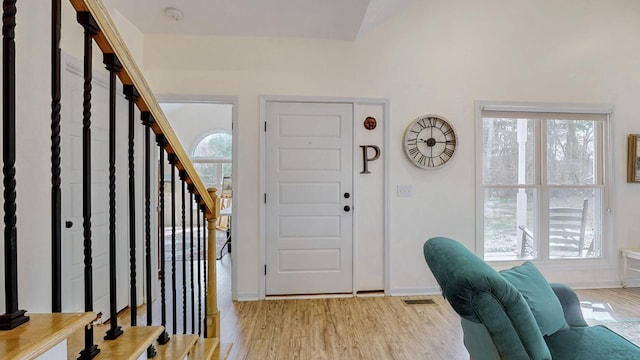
left=500, top=262, right=569, bottom=335
left=546, top=325, right=640, bottom=359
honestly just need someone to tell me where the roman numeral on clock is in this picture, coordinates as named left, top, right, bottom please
left=443, top=147, right=454, bottom=158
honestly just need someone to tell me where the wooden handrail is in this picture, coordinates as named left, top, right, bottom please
left=67, top=0, right=214, bottom=212
left=67, top=0, right=222, bottom=343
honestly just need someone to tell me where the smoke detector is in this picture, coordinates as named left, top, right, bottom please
left=164, top=7, right=184, bottom=21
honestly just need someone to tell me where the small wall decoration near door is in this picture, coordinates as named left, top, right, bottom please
left=403, top=114, right=457, bottom=169
left=363, top=116, right=377, bottom=130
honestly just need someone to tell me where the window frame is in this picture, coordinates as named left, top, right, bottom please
left=190, top=130, right=233, bottom=190
left=475, top=101, right=614, bottom=267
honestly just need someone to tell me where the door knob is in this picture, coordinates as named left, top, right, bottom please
left=344, top=192, right=350, bottom=199
left=65, top=221, right=73, bottom=228
left=344, top=206, right=351, bottom=212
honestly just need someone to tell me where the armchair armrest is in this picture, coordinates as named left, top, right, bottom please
left=550, top=283, right=588, bottom=327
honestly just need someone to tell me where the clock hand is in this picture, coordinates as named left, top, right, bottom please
left=419, top=138, right=438, bottom=147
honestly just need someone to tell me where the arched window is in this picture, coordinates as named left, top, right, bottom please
left=191, top=131, right=232, bottom=191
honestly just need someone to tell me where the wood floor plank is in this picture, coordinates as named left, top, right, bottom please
left=221, top=294, right=467, bottom=359
left=576, top=287, right=640, bottom=321
left=217, top=259, right=640, bottom=359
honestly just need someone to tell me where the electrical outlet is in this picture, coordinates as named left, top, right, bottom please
left=397, top=184, right=413, bottom=197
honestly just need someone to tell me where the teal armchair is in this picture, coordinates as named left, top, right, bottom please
left=423, top=237, right=640, bottom=359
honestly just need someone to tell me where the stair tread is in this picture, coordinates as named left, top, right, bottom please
left=155, top=334, right=198, bottom=359
left=68, top=325, right=164, bottom=360
left=0, top=312, right=95, bottom=360
left=191, top=337, right=224, bottom=360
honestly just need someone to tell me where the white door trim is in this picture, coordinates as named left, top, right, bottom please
left=156, top=94, right=240, bottom=301
left=259, top=95, right=390, bottom=299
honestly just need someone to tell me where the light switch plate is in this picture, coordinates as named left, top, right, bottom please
left=397, top=184, right=413, bottom=197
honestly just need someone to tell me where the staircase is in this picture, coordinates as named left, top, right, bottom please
left=0, top=0, right=229, bottom=358
left=1, top=317, right=225, bottom=359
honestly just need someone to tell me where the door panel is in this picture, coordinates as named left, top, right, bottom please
left=61, top=56, right=129, bottom=318
left=265, top=101, right=353, bottom=295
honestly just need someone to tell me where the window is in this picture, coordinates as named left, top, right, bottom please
left=478, top=103, right=611, bottom=261
left=191, top=132, right=232, bottom=190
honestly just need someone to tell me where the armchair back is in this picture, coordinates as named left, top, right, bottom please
left=423, top=237, right=551, bottom=359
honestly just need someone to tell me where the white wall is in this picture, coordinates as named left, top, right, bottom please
left=61, top=1, right=145, bottom=69
left=0, top=1, right=149, bottom=313
left=160, top=102, right=232, bottom=154
left=4, top=0, right=640, bottom=312
left=141, top=0, right=640, bottom=296
left=3, top=0, right=56, bottom=313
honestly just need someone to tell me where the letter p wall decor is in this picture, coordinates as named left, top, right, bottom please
left=360, top=145, right=381, bottom=174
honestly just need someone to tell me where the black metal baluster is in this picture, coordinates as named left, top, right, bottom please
left=188, top=186, right=195, bottom=334
left=76, top=11, right=100, bottom=359
left=168, top=154, right=178, bottom=335
left=142, top=112, right=157, bottom=357
left=124, top=85, right=139, bottom=327
left=103, top=53, right=123, bottom=341
left=51, top=0, right=62, bottom=314
left=156, top=134, right=170, bottom=344
left=0, top=0, right=29, bottom=330
left=196, top=194, right=202, bottom=336
left=180, top=171, right=187, bottom=334
left=201, top=204, right=207, bottom=338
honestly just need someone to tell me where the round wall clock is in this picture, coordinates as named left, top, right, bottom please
left=403, top=114, right=457, bottom=169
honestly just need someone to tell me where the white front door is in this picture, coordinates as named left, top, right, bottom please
left=265, top=101, right=353, bottom=295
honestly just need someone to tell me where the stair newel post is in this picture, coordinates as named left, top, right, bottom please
left=142, top=112, right=158, bottom=357
left=76, top=11, right=100, bottom=359
left=201, top=203, right=207, bottom=338
left=195, top=194, right=202, bottom=336
left=180, top=171, right=187, bottom=334
left=205, top=188, right=221, bottom=339
left=124, top=85, right=140, bottom=327
left=0, top=0, right=29, bottom=330
left=188, top=185, right=196, bottom=334
left=103, top=53, right=123, bottom=341
left=168, top=153, right=178, bottom=335
left=51, top=0, right=62, bottom=314
left=156, top=134, right=170, bottom=345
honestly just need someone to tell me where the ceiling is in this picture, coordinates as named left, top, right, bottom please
left=102, top=0, right=415, bottom=40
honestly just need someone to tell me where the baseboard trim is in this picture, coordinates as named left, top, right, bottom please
left=236, top=282, right=634, bottom=301
left=389, top=287, right=442, bottom=296
left=565, top=280, right=624, bottom=289
left=266, top=293, right=353, bottom=300
left=236, top=293, right=259, bottom=301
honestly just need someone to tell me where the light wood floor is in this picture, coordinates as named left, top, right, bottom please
left=217, top=257, right=640, bottom=360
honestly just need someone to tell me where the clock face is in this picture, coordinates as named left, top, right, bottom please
left=403, top=115, right=457, bottom=169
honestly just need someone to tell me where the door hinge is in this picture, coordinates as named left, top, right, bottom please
left=264, top=265, right=267, bottom=275
left=264, top=193, right=267, bottom=203
left=264, top=121, right=267, bottom=132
